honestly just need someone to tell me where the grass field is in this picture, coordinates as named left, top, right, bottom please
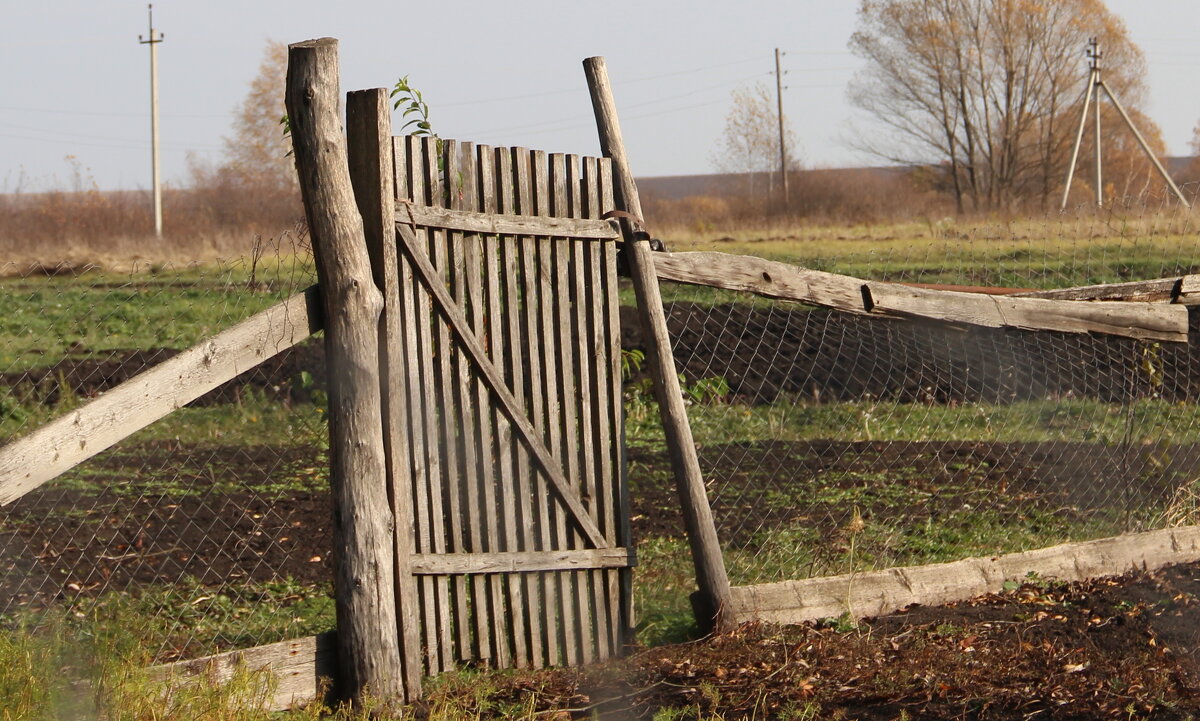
left=3, top=211, right=1200, bottom=718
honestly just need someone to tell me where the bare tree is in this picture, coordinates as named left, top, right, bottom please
left=222, top=40, right=295, bottom=189
left=849, top=0, right=1164, bottom=211
left=711, top=83, right=800, bottom=201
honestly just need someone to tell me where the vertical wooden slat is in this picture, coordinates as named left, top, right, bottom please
left=585, top=158, right=619, bottom=658
left=598, top=157, right=633, bottom=644
left=501, top=147, right=537, bottom=668
left=435, top=138, right=472, bottom=663
left=397, top=137, right=441, bottom=675
left=582, top=156, right=614, bottom=657
left=546, top=153, right=579, bottom=667
left=346, top=89, right=422, bottom=699
left=560, top=154, right=596, bottom=664
left=476, top=144, right=512, bottom=668
left=402, top=137, right=441, bottom=675
left=417, top=135, right=456, bottom=670
left=527, top=148, right=562, bottom=666
left=577, top=155, right=611, bottom=661
left=459, top=141, right=495, bottom=663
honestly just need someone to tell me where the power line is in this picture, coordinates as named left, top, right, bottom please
left=0, top=106, right=227, bottom=119
left=437, top=56, right=766, bottom=108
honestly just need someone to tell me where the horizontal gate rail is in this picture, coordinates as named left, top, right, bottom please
left=409, top=549, right=635, bottom=575
left=397, top=200, right=620, bottom=239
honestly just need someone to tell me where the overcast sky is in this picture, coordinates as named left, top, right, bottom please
left=3, top=1, right=1198, bottom=191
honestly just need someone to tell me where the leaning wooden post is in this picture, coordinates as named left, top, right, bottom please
left=584, top=56, right=734, bottom=633
left=286, top=38, right=405, bottom=704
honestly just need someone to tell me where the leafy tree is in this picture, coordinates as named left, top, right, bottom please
left=849, top=0, right=1166, bottom=211
left=222, top=40, right=295, bottom=189
left=711, top=82, right=799, bottom=201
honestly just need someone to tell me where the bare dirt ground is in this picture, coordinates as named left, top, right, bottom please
left=478, top=563, right=1200, bottom=719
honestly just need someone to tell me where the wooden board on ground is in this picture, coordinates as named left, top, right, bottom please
left=729, top=526, right=1200, bottom=626
left=148, top=632, right=336, bottom=712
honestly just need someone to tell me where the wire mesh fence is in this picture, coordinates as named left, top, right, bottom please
left=0, top=230, right=332, bottom=665
left=648, top=203, right=1200, bottom=589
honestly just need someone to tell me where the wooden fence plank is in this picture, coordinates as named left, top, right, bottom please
left=440, top=140, right=478, bottom=662
left=564, top=153, right=597, bottom=664
left=513, top=147, right=546, bottom=668
left=395, top=202, right=619, bottom=239
left=582, top=156, right=615, bottom=660
left=410, top=549, right=635, bottom=575
left=457, top=141, right=493, bottom=663
left=394, top=137, right=439, bottom=678
left=0, top=288, right=320, bottom=506
left=537, top=150, right=570, bottom=666
left=729, top=526, right=1200, bottom=625
left=652, top=250, right=1189, bottom=342
left=495, top=146, right=531, bottom=668
left=434, top=138, right=472, bottom=664
left=599, top=157, right=633, bottom=647
left=474, top=143, right=510, bottom=668
left=408, top=136, right=448, bottom=675
left=865, top=282, right=1188, bottom=342
left=149, top=632, right=337, bottom=712
left=346, top=88, right=422, bottom=699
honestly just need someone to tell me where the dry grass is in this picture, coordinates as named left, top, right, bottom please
left=0, top=163, right=302, bottom=275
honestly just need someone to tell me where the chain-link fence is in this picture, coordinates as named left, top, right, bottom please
left=637, top=204, right=1200, bottom=591
left=0, top=230, right=332, bottom=667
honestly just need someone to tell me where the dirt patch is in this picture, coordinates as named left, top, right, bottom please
left=445, top=564, right=1200, bottom=719
left=0, top=444, right=331, bottom=607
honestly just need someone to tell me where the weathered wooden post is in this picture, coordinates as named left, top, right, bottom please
left=345, top=87, right=424, bottom=699
left=584, top=56, right=734, bottom=632
left=286, top=38, right=405, bottom=704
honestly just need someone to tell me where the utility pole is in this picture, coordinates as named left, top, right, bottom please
left=1091, top=39, right=1102, bottom=207
left=774, top=48, right=789, bottom=207
left=1060, top=38, right=1189, bottom=210
left=139, top=4, right=164, bottom=238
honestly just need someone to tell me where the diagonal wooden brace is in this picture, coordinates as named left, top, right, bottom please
left=396, top=222, right=607, bottom=550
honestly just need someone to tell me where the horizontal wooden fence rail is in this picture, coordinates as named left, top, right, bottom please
left=1015, top=274, right=1200, bottom=304
left=651, top=250, right=1188, bottom=343
left=0, top=286, right=323, bottom=506
left=397, top=201, right=621, bottom=239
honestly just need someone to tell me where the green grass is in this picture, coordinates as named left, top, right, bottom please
left=0, top=577, right=337, bottom=721
left=627, top=395, right=1200, bottom=448
left=0, top=261, right=311, bottom=374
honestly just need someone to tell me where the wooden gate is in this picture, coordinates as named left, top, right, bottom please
left=395, top=138, right=631, bottom=673
left=347, top=91, right=634, bottom=679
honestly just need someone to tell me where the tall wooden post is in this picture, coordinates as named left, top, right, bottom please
left=286, top=38, right=405, bottom=705
left=584, top=56, right=734, bottom=633
left=346, top=87, right=424, bottom=700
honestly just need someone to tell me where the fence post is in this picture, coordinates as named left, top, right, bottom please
left=286, top=38, right=405, bottom=704
left=346, top=87, right=424, bottom=700
left=583, top=56, right=734, bottom=633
